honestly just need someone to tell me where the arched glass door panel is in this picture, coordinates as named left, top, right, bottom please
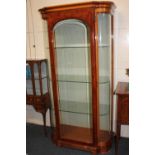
left=54, top=19, right=92, bottom=143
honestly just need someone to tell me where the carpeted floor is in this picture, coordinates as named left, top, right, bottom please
left=26, top=123, right=129, bottom=155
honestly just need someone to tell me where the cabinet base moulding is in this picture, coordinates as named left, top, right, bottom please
left=52, top=125, right=112, bottom=154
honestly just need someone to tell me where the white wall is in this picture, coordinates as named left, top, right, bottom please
left=26, top=0, right=129, bottom=137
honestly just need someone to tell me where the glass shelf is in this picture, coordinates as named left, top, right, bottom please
left=99, top=45, right=110, bottom=47
left=54, top=100, right=109, bottom=116
left=34, top=73, right=47, bottom=79
left=55, top=47, right=89, bottom=49
left=35, top=76, right=47, bottom=80
left=27, top=88, right=48, bottom=95
left=26, top=75, right=47, bottom=80
left=27, top=78, right=48, bottom=95
left=26, top=88, right=33, bottom=95
left=26, top=77, right=32, bottom=80
left=57, top=74, right=109, bottom=84
left=55, top=44, right=90, bottom=48
left=54, top=44, right=109, bottom=49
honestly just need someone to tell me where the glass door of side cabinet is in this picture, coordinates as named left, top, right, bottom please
left=98, top=13, right=112, bottom=138
left=26, top=63, right=33, bottom=95
left=33, top=63, right=41, bottom=95
left=41, top=61, right=48, bottom=95
left=53, top=19, right=93, bottom=144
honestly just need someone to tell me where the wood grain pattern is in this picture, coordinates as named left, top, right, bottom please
left=52, top=125, right=112, bottom=154
left=26, top=59, right=51, bottom=135
left=39, top=1, right=116, bottom=19
left=115, top=82, right=129, bottom=155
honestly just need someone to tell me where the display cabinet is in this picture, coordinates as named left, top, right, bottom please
left=26, top=59, right=51, bottom=135
left=39, top=1, right=115, bottom=154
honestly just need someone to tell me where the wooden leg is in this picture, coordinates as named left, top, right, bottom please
left=42, top=112, right=47, bottom=136
left=115, top=124, right=120, bottom=155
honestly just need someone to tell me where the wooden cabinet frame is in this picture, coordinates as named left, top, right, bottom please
left=26, top=59, right=52, bottom=135
left=39, top=1, right=115, bottom=154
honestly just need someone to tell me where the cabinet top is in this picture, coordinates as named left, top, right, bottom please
left=39, top=1, right=116, bottom=15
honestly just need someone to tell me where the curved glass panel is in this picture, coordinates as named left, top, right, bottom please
left=98, top=14, right=111, bottom=133
left=54, top=19, right=92, bottom=143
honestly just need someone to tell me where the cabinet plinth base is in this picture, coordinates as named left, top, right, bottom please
left=51, top=125, right=112, bottom=154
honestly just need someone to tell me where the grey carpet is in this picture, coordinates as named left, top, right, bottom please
left=26, top=123, right=129, bottom=155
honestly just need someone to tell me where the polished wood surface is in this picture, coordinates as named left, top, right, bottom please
left=115, top=82, right=129, bottom=155
left=39, top=1, right=116, bottom=18
left=52, top=124, right=112, bottom=154
left=60, top=125, right=93, bottom=144
left=46, top=6, right=97, bottom=146
left=39, top=1, right=115, bottom=154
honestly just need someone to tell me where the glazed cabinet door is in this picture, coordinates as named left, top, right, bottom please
left=53, top=19, right=93, bottom=144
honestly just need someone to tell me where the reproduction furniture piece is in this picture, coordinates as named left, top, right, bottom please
left=39, top=1, right=116, bottom=154
left=115, top=82, right=129, bottom=155
left=26, top=59, right=51, bottom=135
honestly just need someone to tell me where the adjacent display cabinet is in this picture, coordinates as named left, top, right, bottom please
left=115, top=82, right=129, bottom=155
left=26, top=59, right=51, bottom=135
left=39, top=1, right=116, bottom=154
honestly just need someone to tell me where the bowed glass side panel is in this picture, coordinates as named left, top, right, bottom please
left=54, top=19, right=93, bottom=143
left=98, top=14, right=112, bottom=133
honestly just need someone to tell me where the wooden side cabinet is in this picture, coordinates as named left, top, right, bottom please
left=26, top=59, right=52, bottom=135
left=115, top=82, right=129, bottom=155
